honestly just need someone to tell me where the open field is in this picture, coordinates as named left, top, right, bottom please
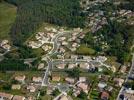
left=0, top=2, right=16, bottom=40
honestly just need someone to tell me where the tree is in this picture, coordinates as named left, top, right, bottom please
left=5, top=0, right=85, bottom=45
left=2, top=84, right=11, bottom=90
left=52, top=89, right=60, bottom=96
left=66, top=68, right=81, bottom=78
left=78, top=91, right=87, bottom=99
left=40, top=90, right=46, bottom=96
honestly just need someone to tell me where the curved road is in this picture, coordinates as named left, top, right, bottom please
left=41, top=31, right=70, bottom=86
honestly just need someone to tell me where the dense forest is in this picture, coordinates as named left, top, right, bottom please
left=5, top=0, right=85, bottom=45
left=0, top=59, right=29, bottom=71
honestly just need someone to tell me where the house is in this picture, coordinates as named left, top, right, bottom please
left=59, top=47, right=66, bottom=53
left=47, top=86, right=54, bottom=95
left=15, top=75, right=26, bottom=82
left=72, top=36, right=77, bottom=41
left=0, top=40, right=11, bottom=50
left=72, top=32, right=79, bottom=36
left=124, top=92, right=134, bottom=100
left=59, top=37, right=66, bottom=41
left=11, top=84, right=21, bottom=90
left=52, top=75, right=61, bottom=82
left=107, top=86, right=113, bottom=92
left=70, top=48, right=76, bottom=52
left=72, top=43, right=78, bottom=48
left=27, top=85, right=36, bottom=93
left=126, top=88, right=134, bottom=94
left=73, top=89, right=81, bottom=97
left=120, top=65, right=127, bottom=73
left=59, top=95, right=68, bottom=100
left=111, top=66, right=116, bottom=73
left=77, top=82, right=89, bottom=93
left=113, top=78, right=124, bottom=87
left=61, top=41, right=68, bottom=46
left=32, top=77, right=42, bottom=83
left=65, top=77, right=75, bottom=84
left=13, top=95, right=25, bottom=100
left=79, top=77, right=86, bottom=82
left=56, top=64, right=65, bottom=69
left=0, top=40, right=9, bottom=46
left=98, top=82, right=107, bottom=89
left=101, top=91, right=109, bottom=100
left=38, top=32, right=45, bottom=37
left=27, top=96, right=35, bottom=100
left=68, top=64, right=76, bottom=69
left=99, top=75, right=109, bottom=82
left=79, top=63, right=90, bottom=69
left=38, top=63, right=44, bottom=69
left=35, top=34, right=41, bottom=40
left=59, top=28, right=64, bottom=32
left=0, top=92, right=13, bottom=100
left=96, top=56, right=107, bottom=62
left=73, top=28, right=82, bottom=32
left=42, top=45, right=52, bottom=51
left=28, top=41, right=41, bottom=49
left=48, top=32, right=55, bottom=38
left=70, top=55, right=78, bottom=60
left=2, top=44, right=11, bottom=50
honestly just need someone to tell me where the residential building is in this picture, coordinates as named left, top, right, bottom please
left=65, top=77, right=75, bottom=84
left=11, top=84, right=21, bottom=90
left=79, top=77, right=86, bottom=82
left=32, top=77, right=42, bottom=83
left=113, top=78, right=124, bottom=87
left=0, top=92, right=13, bottom=100
left=77, top=82, right=89, bottom=93
left=52, top=75, right=61, bottom=82
left=13, top=95, right=25, bottom=100
left=101, top=91, right=109, bottom=100
left=15, top=75, right=26, bottom=82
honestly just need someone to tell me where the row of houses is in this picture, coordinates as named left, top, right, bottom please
left=0, top=92, right=25, bottom=100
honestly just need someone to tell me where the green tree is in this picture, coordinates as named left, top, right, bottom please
left=66, top=68, right=81, bottom=78
left=2, top=84, right=11, bottom=90
left=52, top=89, right=60, bottom=96
left=78, top=91, right=87, bottom=99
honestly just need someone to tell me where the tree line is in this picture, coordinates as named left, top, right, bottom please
left=5, top=0, right=85, bottom=45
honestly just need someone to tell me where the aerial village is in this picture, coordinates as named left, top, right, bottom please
left=0, top=0, right=134, bottom=100
left=0, top=25, right=133, bottom=100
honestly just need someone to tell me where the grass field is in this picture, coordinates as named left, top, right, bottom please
left=0, top=2, right=16, bottom=40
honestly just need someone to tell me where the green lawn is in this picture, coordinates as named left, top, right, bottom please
left=76, top=44, right=95, bottom=55
left=0, top=72, right=13, bottom=81
left=0, top=2, right=16, bottom=40
left=40, top=94, right=53, bottom=100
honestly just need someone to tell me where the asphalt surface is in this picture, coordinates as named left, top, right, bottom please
left=42, top=57, right=52, bottom=86
left=41, top=31, right=72, bottom=86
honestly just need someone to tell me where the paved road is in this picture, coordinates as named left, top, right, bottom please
left=41, top=31, right=71, bottom=86
left=117, top=53, right=134, bottom=100
left=42, top=57, right=53, bottom=86
left=48, top=31, right=70, bottom=55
